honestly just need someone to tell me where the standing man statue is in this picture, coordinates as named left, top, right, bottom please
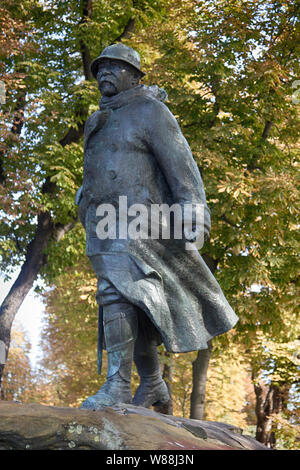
left=76, top=44, right=238, bottom=410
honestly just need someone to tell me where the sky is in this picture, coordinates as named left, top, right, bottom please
left=0, top=271, right=45, bottom=369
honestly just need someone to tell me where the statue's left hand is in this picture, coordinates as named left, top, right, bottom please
left=74, top=186, right=83, bottom=206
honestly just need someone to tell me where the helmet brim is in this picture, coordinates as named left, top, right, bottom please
left=90, top=56, right=146, bottom=79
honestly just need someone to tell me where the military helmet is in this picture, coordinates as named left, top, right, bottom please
left=90, top=44, right=146, bottom=79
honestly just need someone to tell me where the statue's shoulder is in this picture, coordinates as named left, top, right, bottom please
left=84, top=110, right=102, bottom=136
left=133, top=95, right=180, bottom=137
left=133, top=94, right=172, bottom=121
left=84, top=109, right=111, bottom=148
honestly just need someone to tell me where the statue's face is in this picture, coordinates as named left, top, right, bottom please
left=96, top=58, right=141, bottom=97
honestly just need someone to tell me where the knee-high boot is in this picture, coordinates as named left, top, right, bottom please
left=132, top=318, right=170, bottom=408
left=80, top=303, right=137, bottom=409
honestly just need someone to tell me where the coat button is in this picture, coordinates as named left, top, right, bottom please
left=109, top=170, right=117, bottom=180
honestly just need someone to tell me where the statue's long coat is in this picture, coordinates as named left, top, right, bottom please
left=78, top=86, right=238, bottom=369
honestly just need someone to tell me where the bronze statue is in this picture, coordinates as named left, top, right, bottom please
left=76, top=44, right=238, bottom=409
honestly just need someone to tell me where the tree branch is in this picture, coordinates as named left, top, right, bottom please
left=247, top=120, right=274, bottom=171
left=54, top=220, right=77, bottom=243
left=0, top=90, right=26, bottom=184
left=79, top=0, right=93, bottom=81
left=221, top=214, right=238, bottom=228
left=112, top=0, right=141, bottom=44
left=114, top=17, right=136, bottom=43
left=201, top=254, right=219, bottom=274
left=261, top=120, right=273, bottom=141
left=59, top=121, right=86, bottom=147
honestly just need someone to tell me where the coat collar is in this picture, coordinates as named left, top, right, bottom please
left=99, top=84, right=168, bottom=110
left=84, top=85, right=168, bottom=150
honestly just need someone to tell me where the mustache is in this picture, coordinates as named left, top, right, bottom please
left=98, top=73, right=116, bottom=83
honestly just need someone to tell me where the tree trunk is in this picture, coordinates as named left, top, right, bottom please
left=189, top=253, right=217, bottom=420
left=253, top=377, right=290, bottom=448
left=254, top=382, right=274, bottom=446
left=189, top=340, right=213, bottom=419
left=0, top=212, right=54, bottom=393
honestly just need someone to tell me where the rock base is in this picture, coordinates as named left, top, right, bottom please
left=0, top=401, right=267, bottom=450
